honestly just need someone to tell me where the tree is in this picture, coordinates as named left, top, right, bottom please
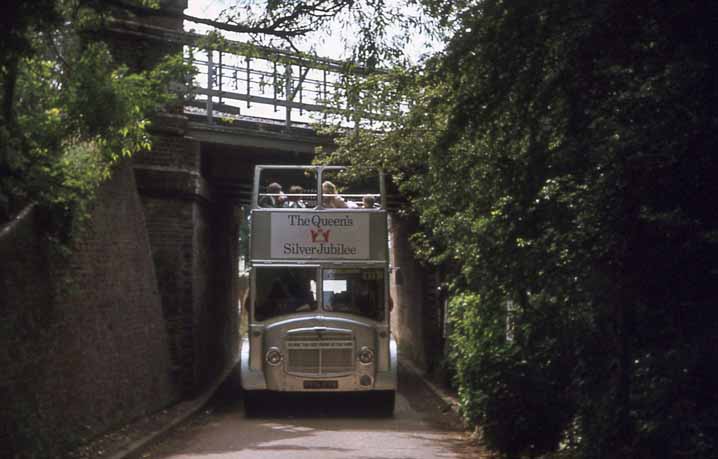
left=0, top=0, right=189, bottom=234
left=319, top=1, right=718, bottom=458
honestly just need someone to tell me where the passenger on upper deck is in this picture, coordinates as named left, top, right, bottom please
left=283, top=185, right=307, bottom=208
left=259, top=182, right=285, bottom=208
left=322, top=181, right=348, bottom=208
left=362, top=194, right=377, bottom=209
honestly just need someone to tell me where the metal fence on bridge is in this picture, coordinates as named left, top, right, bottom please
left=185, top=38, right=398, bottom=128
left=106, top=17, right=403, bottom=129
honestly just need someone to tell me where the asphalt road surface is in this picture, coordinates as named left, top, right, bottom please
left=131, top=364, right=483, bottom=459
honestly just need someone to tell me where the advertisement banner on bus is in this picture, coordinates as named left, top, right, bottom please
left=270, top=212, right=370, bottom=259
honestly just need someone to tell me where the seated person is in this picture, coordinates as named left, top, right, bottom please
left=283, top=185, right=307, bottom=208
left=329, top=291, right=352, bottom=312
left=321, top=181, right=348, bottom=208
left=362, top=194, right=378, bottom=208
left=256, top=279, right=289, bottom=320
left=284, top=270, right=316, bottom=312
left=258, top=182, right=285, bottom=208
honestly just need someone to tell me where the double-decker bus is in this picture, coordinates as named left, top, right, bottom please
left=240, top=165, right=397, bottom=415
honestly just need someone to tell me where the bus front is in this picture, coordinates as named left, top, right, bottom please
left=240, top=166, right=396, bottom=414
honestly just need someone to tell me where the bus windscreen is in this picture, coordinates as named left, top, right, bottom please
left=254, top=267, right=318, bottom=321
left=322, top=268, right=385, bottom=321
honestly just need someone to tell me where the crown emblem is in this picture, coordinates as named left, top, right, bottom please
left=310, top=228, right=331, bottom=243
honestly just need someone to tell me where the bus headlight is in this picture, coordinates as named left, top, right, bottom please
left=266, top=347, right=283, bottom=366
left=358, top=347, right=374, bottom=365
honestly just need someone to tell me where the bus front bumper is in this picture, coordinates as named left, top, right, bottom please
left=239, top=337, right=398, bottom=392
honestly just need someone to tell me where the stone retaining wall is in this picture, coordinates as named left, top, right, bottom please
left=0, top=162, right=179, bottom=457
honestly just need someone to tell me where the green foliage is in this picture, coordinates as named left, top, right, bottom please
left=0, top=1, right=191, bottom=237
left=220, top=0, right=438, bottom=68
left=319, top=1, right=718, bottom=458
left=449, top=291, right=583, bottom=458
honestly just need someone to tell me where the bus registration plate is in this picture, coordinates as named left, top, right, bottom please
left=303, top=380, right=338, bottom=389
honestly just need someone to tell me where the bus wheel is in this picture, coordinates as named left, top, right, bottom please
left=372, top=390, right=395, bottom=417
left=244, top=391, right=264, bottom=417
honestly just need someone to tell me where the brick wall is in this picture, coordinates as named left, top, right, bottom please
left=198, top=201, right=240, bottom=388
left=192, top=200, right=236, bottom=390
left=389, top=213, right=444, bottom=371
left=137, top=132, right=199, bottom=171
left=138, top=195, right=195, bottom=391
left=135, top=131, right=239, bottom=396
left=104, top=0, right=187, bottom=73
left=0, top=162, right=179, bottom=457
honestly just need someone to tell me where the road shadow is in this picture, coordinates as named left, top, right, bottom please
left=133, top=362, right=479, bottom=459
left=209, top=361, right=463, bottom=425
left=244, top=391, right=396, bottom=418
left=209, top=364, right=396, bottom=419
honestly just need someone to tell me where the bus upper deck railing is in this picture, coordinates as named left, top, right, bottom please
left=251, top=165, right=387, bottom=210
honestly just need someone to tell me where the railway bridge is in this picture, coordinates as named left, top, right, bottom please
left=0, top=1, right=444, bottom=456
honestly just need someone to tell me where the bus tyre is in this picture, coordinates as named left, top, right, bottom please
left=373, top=390, right=395, bottom=417
left=244, top=391, right=263, bottom=417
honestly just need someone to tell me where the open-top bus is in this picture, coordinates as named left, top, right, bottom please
left=240, top=165, right=397, bottom=415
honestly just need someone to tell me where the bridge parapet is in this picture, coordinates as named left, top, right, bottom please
left=186, top=42, right=365, bottom=127
left=106, top=15, right=398, bottom=129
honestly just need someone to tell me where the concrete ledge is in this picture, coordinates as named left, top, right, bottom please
left=69, top=357, right=238, bottom=459
left=185, top=120, right=332, bottom=154
left=134, top=166, right=211, bottom=202
left=399, top=358, right=461, bottom=417
left=0, top=204, right=35, bottom=241
left=111, top=359, right=236, bottom=459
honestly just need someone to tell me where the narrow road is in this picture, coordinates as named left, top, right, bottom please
left=131, top=364, right=482, bottom=459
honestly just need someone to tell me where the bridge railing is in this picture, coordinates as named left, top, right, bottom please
left=184, top=38, right=400, bottom=128
left=105, top=17, right=401, bottom=128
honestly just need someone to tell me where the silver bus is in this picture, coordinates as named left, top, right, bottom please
left=240, top=165, right=397, bottom=415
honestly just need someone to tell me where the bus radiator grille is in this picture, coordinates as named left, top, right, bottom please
left=286, top=341, right=354, bottom=375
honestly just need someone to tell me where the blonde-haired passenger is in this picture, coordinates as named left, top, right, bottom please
left=322, top=181, right=348, bottom=208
